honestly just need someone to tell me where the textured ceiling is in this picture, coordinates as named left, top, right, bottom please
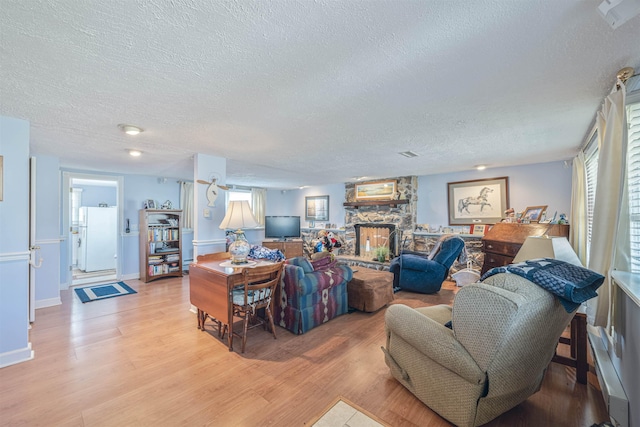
left=1, top=0, right=640, bottom=188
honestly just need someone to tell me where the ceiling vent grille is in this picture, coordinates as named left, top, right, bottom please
left=398, top=151, right=419, bottom=158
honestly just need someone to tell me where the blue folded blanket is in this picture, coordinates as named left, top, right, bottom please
left=480, top=258, right=604, bottom=312
left=249, top=245, right=286, bottom=262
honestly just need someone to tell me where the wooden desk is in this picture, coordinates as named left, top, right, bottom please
left=481, top=223, right=570, bottom=274
left=189, top=260, right=247, bottom=351
left=552, top=311, right=588, bottom=384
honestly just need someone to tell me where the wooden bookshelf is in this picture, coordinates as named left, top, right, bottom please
left=139, top=209, right=183, bottom=283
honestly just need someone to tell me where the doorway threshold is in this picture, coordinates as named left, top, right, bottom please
left=72, top=275, right=118, bottom=286
left=72, top=269, right=117, bottom=286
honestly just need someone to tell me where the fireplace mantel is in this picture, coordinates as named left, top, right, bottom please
left=343, top=200, right=408, bottom=208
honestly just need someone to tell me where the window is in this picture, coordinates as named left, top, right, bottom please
left=583, top=99, right=640, bottom=271
left=584, top=132, right=599, bottom=265
left=626, top=101, right=640, bottom=272
left=227, top=190, right=252, bottom=207
left=226, top=188, right=267, bottom=226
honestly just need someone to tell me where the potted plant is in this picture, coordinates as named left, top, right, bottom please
left=375, top=245, right=390, bottom=262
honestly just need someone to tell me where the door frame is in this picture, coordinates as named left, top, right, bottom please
left=61, top=172, right=124, bottom=288
left=29, top=158, right=37, bottom=322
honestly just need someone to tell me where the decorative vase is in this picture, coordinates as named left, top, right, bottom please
left=229, top=230, right=250, bottom=264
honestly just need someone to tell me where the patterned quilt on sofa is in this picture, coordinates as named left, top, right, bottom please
left=274, top=256, right=353, bottom=334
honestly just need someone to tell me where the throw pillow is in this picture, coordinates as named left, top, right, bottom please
left=287, top=256, right=314, bottom=273
left=311, top=256, right=337, bottom=271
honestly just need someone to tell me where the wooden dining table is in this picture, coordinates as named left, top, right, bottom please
left=189, top=258, right=275, bottom=351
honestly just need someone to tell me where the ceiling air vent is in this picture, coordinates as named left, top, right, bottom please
left=398, top=151, right=419, bottom=158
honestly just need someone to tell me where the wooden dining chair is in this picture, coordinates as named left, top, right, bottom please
left=229, top=261, right=284, bottom=353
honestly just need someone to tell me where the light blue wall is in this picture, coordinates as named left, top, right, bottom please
left=123, top=175, right=181, bottom=232
left=264, top=162, right=572, bottom=229
left=193, top=154, right=227, bottom=256
left=0, top=115, right=32, bottom=367
left=266, top=183, right=346, bottom=227
left=44, top=162, right=606, bottom=297
left=59, top=170, right=189, bottom=282
left=418, top=160, right=572, bottom=227
left=121, top=174, right=183, bottom=276
left=77, top=184, right=117, bottom=207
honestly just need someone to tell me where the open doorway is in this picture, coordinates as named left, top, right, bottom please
left=62, top=172, right=123, bottom=287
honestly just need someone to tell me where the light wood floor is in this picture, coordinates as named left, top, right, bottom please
left=0, top=276, right=609, bottom=426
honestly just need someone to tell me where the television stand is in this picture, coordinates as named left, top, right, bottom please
left=262, top=239, right=303, bottom=258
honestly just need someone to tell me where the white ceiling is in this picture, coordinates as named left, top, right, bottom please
left=1, top=0, right=639, bottom=189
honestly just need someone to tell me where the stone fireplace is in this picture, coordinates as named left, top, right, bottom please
left=298, top=174, right=484, bottom=274
left=341, top=176, right=418, bottom=262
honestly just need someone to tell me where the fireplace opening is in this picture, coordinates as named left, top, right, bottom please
left=354, top=223, right=397, bottom=258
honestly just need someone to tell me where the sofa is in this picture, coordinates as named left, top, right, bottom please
left=274, top=256, right=353, bottom=334
left=382, top=272, right=578, bottom=427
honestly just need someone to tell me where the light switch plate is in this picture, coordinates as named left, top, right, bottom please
left=203, top=208, right=211, bottom=218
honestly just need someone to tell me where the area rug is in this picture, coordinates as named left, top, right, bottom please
left=309, top=396, right=389, bottom=427
left=74, top=281, right=137, bottom=303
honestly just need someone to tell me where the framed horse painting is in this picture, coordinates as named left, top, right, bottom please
left=447, top=177, right=509, bottom=225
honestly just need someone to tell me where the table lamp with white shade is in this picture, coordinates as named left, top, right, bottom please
left=219, top=200, right=259, bottom=264
left=512, top=236, right=582, bottom=266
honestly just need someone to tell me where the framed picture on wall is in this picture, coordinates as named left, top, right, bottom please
left=355, top=180, right=397, bottom=201
left=305, top=195, right=329, bottom=221
left=447, top=176, right=509, bottom=225
left=471, top=224, right=488, bottom=235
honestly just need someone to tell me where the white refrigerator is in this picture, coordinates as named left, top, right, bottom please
left=78, top=206, right=117, bottom=272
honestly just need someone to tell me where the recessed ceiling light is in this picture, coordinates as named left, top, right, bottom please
left=128, top=149, right=142, bottom=157
left=398, top=151, right=419, bottom=158
left=118, top=124, right=143, bottom=135
left=475, top=165, right=487, bottom=170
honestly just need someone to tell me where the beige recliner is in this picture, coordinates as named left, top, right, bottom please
left=382, top=273, right=575, bottom=427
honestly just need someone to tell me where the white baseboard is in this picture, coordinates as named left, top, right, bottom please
left=35, top=297, right=62, bottom=309
left=588, top=325, right=629, bottom=427
left=120, top=273, right=141, bottom=281
left=0, top=343, right=34, bottom=368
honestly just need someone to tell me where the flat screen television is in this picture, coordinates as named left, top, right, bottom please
left=264, top=216, right=301, bottom=240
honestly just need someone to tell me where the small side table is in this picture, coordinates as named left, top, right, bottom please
left=552, top=311, right=588, bottom=384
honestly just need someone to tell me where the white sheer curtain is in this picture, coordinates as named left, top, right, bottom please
left=251, top=188, right=267, bottom=226
left=570, top=151, right=588, bottom=265
left=587, top=81, right=631, bottom=331
left=180, top=181, right=194, bottom=229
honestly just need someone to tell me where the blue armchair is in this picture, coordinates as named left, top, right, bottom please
left=389, top=236, right=465, bottom=294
